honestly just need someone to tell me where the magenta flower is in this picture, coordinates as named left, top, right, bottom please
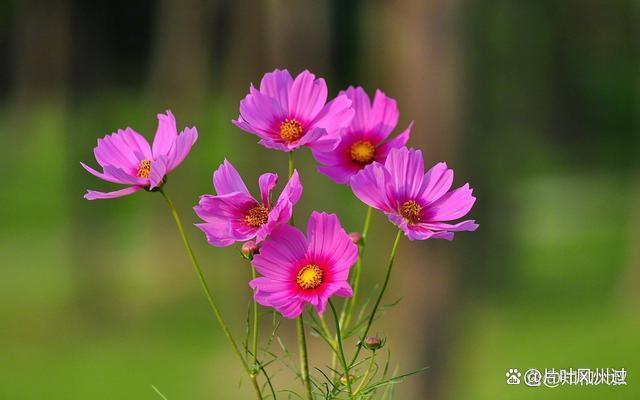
left=249, top=212, right=358, bottom=318
left=351, top=147, right=478, bottom=240
left=312, top=87, right=412, bottom=184
left=194, top=160, right=302, bottom=247
left=233, top=69, right=355, bottom=152
left=81, top=110, right=198, bottom=200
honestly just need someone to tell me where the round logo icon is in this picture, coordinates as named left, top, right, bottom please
left=524, top=369, right=542, bottom=387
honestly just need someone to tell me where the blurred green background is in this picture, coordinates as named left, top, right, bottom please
left=1, top=0, right=638, bottom=398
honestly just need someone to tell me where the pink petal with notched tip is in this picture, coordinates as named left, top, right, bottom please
left=258, top=173, right=278, bottom=207
left=308, top=94, right=354, bottom=142
left=259, top=69, right=293, bottom=110
left=350, top=163, right=395, bottom=212
left=166, top=127, right=197, bottom=172
left=427, top=183, right=476, bottom=222
left=212, top=159, right=251, bottom=196
left=306, top=212, right=358, bottom=280
left=419, top=162, right=454, bottom=204
left=288, top=70, right=328, bottom=122
left=367, top=89, right=400, bottom=141
left=339, top=86, right=372, bottom=133
left=236, top=85, right=285, bottom=140
left=252, top=224, right=307, bottom=280
left=152, top=110, right=178, bottom=159
left=384, top=147, right=425, bottom=202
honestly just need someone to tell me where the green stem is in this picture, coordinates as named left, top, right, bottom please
left=342, top=205, right=373, bottom=331
left=297, top=316, right=313, bottom=400
left=158, top=188, right=263, bottom=400
left=329, top=300, right=353, bottom=398
left=354, top=350, right=376, bottom=395
left=288, top=151, right=294, bottom=178
left=332, top=205, right=373, bottom=377
left=251, top=266, right=259, bottom=366
left=348, top=229, right=402, bottom=368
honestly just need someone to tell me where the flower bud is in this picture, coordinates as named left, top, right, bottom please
left=241, top=241, right=260, bottom=259
left=340, top=373, right=355, bottom=386
left=362, top=335, right=384, bottom=351
left=348, top=232, right=362, bottom=245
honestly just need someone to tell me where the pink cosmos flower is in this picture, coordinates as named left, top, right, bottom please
left=249, top=212, right=358, bottom=318
left=194, top=160, right=302, bottom=247
left=351, top=147, right=478, bottom=240
left=82, top=110, right=198, bottom=200
left=312, top=87, right=412, bottom=184
left=233, top=69, right=355, bottom=152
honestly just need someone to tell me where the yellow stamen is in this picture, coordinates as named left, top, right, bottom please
left=245, top=205, right=269, bottom=227
left=400, top=200, right=422, bottom=224
left=136, top=159, right=151, bottom=178
left=349, top=140, right=376, bottom=164
left=279, top=118, right=303, bottom=142
left=296, top=264, right=323, bottom=290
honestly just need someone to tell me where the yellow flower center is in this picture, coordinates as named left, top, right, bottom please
left=349, top=140, right=375, bottom=164
left=279, top=118, right=304, bottom=142
left=296, top=264, right=323, bottom=290
left=136, top=159, right=151, bottom=178
left=245, top=205, right=269, bottom=227
left=400, top=200, right=422, bottom=224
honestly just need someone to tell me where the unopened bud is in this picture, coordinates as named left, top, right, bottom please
left=340, top=373, right=355, bottom=386
left=362, top=336, right=384, bottom=351
left=241, top=241, right=260, bottom=259
left=348, top=232, right=362, bottom=244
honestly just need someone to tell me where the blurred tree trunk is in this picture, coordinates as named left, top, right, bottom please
left=363, top=1, right=463, bottom=398
left=148, top=0, right=215, bottom=106
left=11, top=0, right=70, bottom=108
left=222, top=0, right=332, bottom=94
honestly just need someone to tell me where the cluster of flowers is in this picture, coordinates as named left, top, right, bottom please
left=83, top=69, right=477, bottom=397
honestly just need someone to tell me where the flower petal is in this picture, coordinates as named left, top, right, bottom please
left=259, top=69, right=293, bottom=110
left=119, top=127, right=152, bottom=160
left=252, top=224, right=307, bottom=281
left=374, top=122, right=412, bottom=162
left=297, top=127, right=336, bottom=151
left=94, top=130, right=143, bottom=171
left=237, top=85, right=285, bottom=139
left=350, top=163, right=395, bottom=212
left=84, top=186, right=142, bottom=200
left=340, top=86, right=371, bottom=134
left=81, top=162, right=130, bottom=185
left=367, top=89, right=399, bottom=141
left=103, top=165, right=148, bottom=186
left=148, top=157, right=167, bottom=189
left=427, top=183, right=476, bottom=222
left=384, top=147, right=425, bottom=202
left=258, top=173, right=278, bottom=207
left=288, top=70, right=327, bottom=122
left=420, top=162, right=454, bottom=204
left=166, top=127, right=198, bottom=172
left=194, top=192, right=256, bottom=222
left=195, top=220, right=236, bottom=247
left=306, top=212, right=358, bottom=281
left=152, top=110, right=178, bottom=159
left=212, top=160, right=250, bottom=196
left=276, top=169, right=303, bottom=206
left=308, top=94, right=354, bottom=138
left=317, top=163, right=361, bottom=185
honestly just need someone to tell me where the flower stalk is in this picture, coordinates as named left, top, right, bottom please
left=329, top=300, right=354, bottom=398
left=158, top=188, right=263, bottom=400
left=349, top=229, right=402, bottom=368
left=297, top=316, right=314, bottom=400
